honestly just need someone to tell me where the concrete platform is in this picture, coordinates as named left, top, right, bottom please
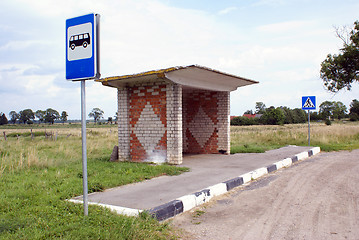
left=70, top=145, right=320, bottom=220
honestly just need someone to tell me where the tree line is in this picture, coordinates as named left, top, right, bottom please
left=231, top=99, right=359, bottom=126
left=0, top=107, right=117, bottom=125
left=2, top=99, right=358, bottom=126
left=0, top=108, right=68, bottom=125
left=309, top=99, right=359, bottom=122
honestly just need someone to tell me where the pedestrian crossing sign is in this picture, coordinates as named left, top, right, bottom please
left=302, top=96, right=316, bottom=110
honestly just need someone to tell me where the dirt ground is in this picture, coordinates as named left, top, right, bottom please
left=171, top=150, right=359, bottom=240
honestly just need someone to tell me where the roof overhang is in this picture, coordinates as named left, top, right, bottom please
left=97, top=65, right=258, bottom=91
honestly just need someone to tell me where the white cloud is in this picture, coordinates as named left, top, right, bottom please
left=0, top=65, right=59, bottom=99
left=0, top=40, right=50, bottom=51
left=218, top=7, right=237, bottom=15
left=257, top=20, right=314, bottom=33
left=218, top=44, right=318, bottom=74
left=252, top=0, right=287, bottom=7
left=86, top=81, right=117, bottom=118
left=268, top=68, right=319, bottom=84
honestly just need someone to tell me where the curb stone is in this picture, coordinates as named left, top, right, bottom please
left=69, top=147, right=321, bottom=221
left=148, top=146, right=320, bottom=221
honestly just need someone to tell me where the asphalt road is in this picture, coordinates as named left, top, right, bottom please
left=171, top=150, right=359, bottom=240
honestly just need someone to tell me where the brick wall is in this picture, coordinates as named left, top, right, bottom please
left=128, top=81, right=168, bottom=162
left=166, top=84, right=182, bottom=164
left=117, top=87, right=130, bottom=161
left=182, top=89, right=230, bottom=154
left=217, top=91, right=230, bottom=154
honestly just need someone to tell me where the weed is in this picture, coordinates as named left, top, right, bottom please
left=193, top=210, right=205, bottom=217
left=88, top=182, right=104, bottom=193
left=190, top=209, right=205, bottom=225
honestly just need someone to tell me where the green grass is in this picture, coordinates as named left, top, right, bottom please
left=5, top=131, right=47, bottom=138
left=230, top=121, right=359, bottom=154
left=230, top=144, right=276, bottom=154
left=313, top=137, right=359, bottom=151
left=0, top=126, right=188, bottom=239
left=0, top=161, right=187, bottom=239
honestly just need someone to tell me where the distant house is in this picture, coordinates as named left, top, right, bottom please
left=242, top=114, right=263, bottom=119
left=243, top=114, right=256, bottom=119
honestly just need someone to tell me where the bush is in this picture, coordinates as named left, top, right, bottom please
left=349, top=112, right=359, bottom=121
left=310, top=111, right=322, bottom=121
left=231, top=116, right=259, bottom=126
left=325, top=119, right=332, bottom=125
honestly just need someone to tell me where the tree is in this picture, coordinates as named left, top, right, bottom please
left=320, top=21, right=359, bottom=92
left=332, top=101, right=347, bottom=119
left=9, top=111, right=20, bottom=124
left=319, top=101, right=334, bottom=120
left=89, top=108, right=104, bottom=124
left=281, top=106, right=294, bottom=124
left=60, top=111, right=68, bottom=123
left=243, top=110, right=254, bottom=115
left=319, top=101, right=347, bottom=120
left=35, top=110, right=46, bottom=123
left=107, top=117, right=113, bottom=124
left=255, top=102, right=266, bottom=114
left=44, top=108, right=60, bottom=124
left=0, top=113, right=8, bottom=125
left=292, top=108, right=307, bottom=123
left=260, top=107, right=285, bottom=125
left=279, top=107, right=307, bottom=124
left=349, top=99, right=359, bottom=121
left=310, top=111, right=322, bottom=121
left=19, top=109, right=35, bottom=124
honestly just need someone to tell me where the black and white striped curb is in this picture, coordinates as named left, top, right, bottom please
left=68, top=147, right=320, bottom=221
left=148, top=147, right=320, bottom=221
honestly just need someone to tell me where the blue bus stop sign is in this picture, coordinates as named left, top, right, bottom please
left=66, top=13, right=100, bottom=81
left=302, top=96, right=316, bottom=110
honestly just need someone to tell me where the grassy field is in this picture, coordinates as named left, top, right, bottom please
left=230, top=121, right=359, bottom=153
left=1, top=121, right=358, bottom=239
left=0, top=126, right=188, bottom=239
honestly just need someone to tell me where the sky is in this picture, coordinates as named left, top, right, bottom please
left=0, top=0, right=358, bottom=120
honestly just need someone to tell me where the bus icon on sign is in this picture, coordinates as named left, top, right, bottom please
left=67, top=22, right=92, bottom=61
left=69, top=33, right=91, bottom=50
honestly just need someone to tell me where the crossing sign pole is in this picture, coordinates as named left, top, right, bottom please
left=308, top=109, right=311, bottom=146
left=302, top=96, right=316, bottom=146
left=66, top=13, right=100, bottom=216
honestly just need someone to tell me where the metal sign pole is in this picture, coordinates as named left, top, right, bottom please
left=66, top=13, right=100, bottom=217
left=308, top=110, right=311, bottom=146
left=81, top=80, right=88, bottom=216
